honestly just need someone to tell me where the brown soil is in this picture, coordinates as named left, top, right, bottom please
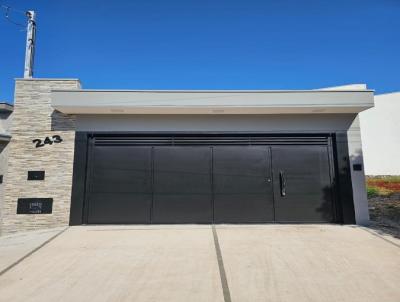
left=368, top=194, right=400, bottom=238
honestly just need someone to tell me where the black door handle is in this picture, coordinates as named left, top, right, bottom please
left=279, top=171, right=286, bottom=197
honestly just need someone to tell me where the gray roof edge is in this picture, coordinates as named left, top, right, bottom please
left=51, top=89, right=375, bottom=93
left=0, top=133, right=12, bottom=141
left=375, top=91, right=400, bottom=96
left=15, top=78, right=81, bottom=82
left=0, top=103, right=14, bottom=112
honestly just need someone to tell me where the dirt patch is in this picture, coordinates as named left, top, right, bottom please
left=368, top=194, right=400, bottom=238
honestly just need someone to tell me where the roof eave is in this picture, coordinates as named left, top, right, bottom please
left=51, top=89, right=374, bottom=115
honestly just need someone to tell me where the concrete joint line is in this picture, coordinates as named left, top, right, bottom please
left=212, top=225, right=232, bottom=302
left=0, top=227, right=69, bottom=277
left=360, top=227, right=400, bottom=249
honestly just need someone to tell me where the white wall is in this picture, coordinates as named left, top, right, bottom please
left=347, top=116, right=369, bottom=225
left=0, top=112, right=12, bottom=134
left=76, top=114, right=357, bottom=132
left=360, top=92, right=400, bottom=175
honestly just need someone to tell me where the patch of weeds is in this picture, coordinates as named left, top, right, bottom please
left=366, top=175, right=400, bottom=197
left=367, top=187, right=379, bottom=198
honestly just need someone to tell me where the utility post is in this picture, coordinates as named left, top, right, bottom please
left=23, top=10, right=36, bottom=78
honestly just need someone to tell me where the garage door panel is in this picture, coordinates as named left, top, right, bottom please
left=87, top=146, right=152, bottom=223
left=213, top=147, right=274, bottom=223
left=214, top=175, right=270, bottom=194
left=87, top=193, right=152, bottom=224
left=213, top=195, right=273, bottom=223
left=155, top=172, right=211, bottom=194
left=92, top=146, right=149, bottom=168
left=152, top=147, right=213, bottom=223
left=91, top=169, right=151, bottom=193
left=272, top=146, right=334, bottom=222
left=152, top=195, right=213, bottom=223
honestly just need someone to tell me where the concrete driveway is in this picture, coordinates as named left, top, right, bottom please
left=0, top=225, right=399, bottom=302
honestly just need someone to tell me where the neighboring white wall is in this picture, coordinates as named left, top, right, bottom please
left=317, top=84, right=368, bottom=91
left=360, top=92, right=400, bottom=175
left=0, top=112, right=12, bottom=134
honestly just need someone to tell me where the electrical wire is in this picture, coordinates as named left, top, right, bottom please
left=0, top=0, right=26, bottom=14
left=1, top=2, right=27, bottom=28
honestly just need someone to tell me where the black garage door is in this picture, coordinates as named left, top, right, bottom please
left=85, top=135, right=335, bottom=224
left=152, top=147, right=212, bottom=223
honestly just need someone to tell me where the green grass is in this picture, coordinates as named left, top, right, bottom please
left=367, top=187, right=379, bottom=198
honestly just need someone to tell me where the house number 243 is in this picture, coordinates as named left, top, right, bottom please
left=32, top=135, right=63, bottom=148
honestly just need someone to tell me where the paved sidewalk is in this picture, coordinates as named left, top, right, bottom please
left=0, top=227, right=66, bottom=274
left=0, top=225, right=399, bottom=302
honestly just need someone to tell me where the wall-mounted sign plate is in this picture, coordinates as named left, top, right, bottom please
left=17, top=198, right=53, bottom=214
left=28, top=171, right=45, bottom=180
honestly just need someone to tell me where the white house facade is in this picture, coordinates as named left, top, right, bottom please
left=0, top=79, right=374, bottom=235
left=360, top=92, right=400, bottom=175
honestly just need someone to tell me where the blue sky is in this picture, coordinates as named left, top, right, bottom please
left=1, top=0, right=399, bottom=102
